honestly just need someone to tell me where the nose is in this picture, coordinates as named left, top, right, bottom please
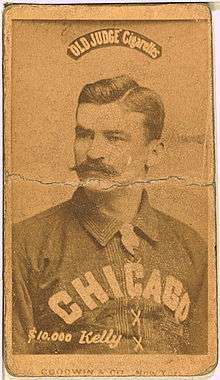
left=86, top=135, right=106, bottom=161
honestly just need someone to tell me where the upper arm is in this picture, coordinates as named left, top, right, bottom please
left=12, top=223, right=35, bottom=353
left=180, top=226, right=208, bottom=353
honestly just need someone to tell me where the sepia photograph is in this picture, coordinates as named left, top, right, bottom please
left=4, top=3, right=217, bottom=377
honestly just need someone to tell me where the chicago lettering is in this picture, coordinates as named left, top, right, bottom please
left=48, top=264, right=190, bottom=324
left=67, top=29, right=161, bottom=60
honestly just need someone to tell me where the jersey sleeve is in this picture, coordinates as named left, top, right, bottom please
left=189, top=264, right=208, bottom=353
left=12, top=224, right=35, bottom=354
left=183, top=228, right=208, bottom=354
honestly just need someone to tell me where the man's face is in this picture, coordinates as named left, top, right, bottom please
left=74, top=102, right=151, bottom=192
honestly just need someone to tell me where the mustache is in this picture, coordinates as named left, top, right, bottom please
left=70, top=159, right=119, bottom=176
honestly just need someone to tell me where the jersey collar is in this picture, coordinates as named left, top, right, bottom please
left=71, top=186, right=159, bottom=246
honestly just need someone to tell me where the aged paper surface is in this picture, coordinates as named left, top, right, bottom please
left=4, top=3, right=217, bottom=377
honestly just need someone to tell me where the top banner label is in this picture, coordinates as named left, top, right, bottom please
left=67, top=29, right=162, bottom=60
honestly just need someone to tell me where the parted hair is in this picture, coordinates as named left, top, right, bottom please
left=78, top=75, right=165, bottom=140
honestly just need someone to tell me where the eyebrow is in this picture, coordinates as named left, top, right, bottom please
left=75, top=125, right=93, bottom=133
left=76, top=125, right=131, bottom=139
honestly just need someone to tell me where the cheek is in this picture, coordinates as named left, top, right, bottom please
left=107, top=145, right=129, bottom=163
left=115, top=144, right=146, bottom=173
left=106, top=146, right=134, bottom=173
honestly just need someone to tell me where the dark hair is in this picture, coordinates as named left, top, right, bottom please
left=78, top=75, right=165, bottom=140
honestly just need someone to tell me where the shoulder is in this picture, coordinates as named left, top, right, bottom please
left=13, top=199, right=76, bottom=243
left=12, top=198, right=84, bottom=272
left=155, top=208, right=207, bottom=268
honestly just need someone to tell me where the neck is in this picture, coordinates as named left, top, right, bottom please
left=84, top=184, right=144, bottom=223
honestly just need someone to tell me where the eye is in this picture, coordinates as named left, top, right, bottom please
left=107, top=135, right=121, bottom=142
left=76, top=128, right=93, bottom=139
left=106, top=134, right=125, bottom=142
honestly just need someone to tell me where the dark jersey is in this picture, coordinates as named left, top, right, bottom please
left=12, top=188, right=207, bottom=354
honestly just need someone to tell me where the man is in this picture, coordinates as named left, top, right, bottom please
left=13, top=75, right=207, bottom=355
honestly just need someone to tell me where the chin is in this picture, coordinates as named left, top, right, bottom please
left=81, top=178, right=118, bottom=193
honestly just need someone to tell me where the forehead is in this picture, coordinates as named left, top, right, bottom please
left=76, top=102, right=145, bottom=132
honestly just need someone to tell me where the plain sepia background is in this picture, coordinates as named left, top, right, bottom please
left=11, top=18, right=214, bottom=243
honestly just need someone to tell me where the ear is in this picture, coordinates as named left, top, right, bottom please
left=145, top=140, right=165, bottom=169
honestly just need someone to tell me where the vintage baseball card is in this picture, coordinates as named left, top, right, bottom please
left=3, top=3, right=217, bottom=377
